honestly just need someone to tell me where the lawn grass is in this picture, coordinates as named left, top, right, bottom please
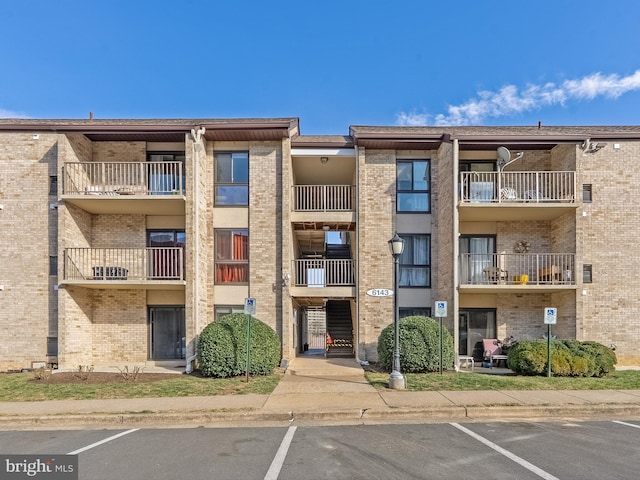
left=0, top=372, right=282, bottom=402
left=365, top=369, right=640, bottom=391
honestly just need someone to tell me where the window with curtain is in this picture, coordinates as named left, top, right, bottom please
left=215, top=152, right=249, bottom=205
left=215, top=229, right=249, bottom=283
left=399, top=234, right=431, bottom=287
left=397, top=160, right=430, bottom=212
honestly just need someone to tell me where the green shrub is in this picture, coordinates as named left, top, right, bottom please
left=507, top=340, right=548, bottom=375
left=198, top=313, right=281, bottom=378
left=377, top=316, right=454, bottom=373
left=507, top=339, right=616, bottom=377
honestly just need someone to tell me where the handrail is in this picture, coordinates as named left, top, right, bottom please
left=459, top=253, right=576, bottom=285
left=293, top=185, right=355, bottom=211
left=293, top=259, right=355, bottom=286
left=63, top=247, right=185, bottom=281
left=63, top=162, right=184, bottom=195
left=460, top=171, right=575, bottom=203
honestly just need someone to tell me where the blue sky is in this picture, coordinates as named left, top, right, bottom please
left=2, top=1, right=640, bottom=134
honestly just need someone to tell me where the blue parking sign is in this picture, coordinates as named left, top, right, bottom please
left=244, top=297, right=256, bottom=315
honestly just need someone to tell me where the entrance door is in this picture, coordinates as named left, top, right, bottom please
left=303, top=307, right=326, bottom=353
left=459, top=309, right=496, bottom=360
left=149, top=306, right=185, bottom=360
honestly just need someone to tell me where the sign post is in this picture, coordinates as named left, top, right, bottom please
left=244, top=298, right=256, bottom=383
left=435, top=301, right=447, bottom=374
left=544, top=307, right=557, bottom=378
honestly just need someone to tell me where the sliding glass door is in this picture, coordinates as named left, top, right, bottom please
left=149, top=306, right=185, bottom=360
left=460, top=235, right=495, bottom=284
left=459, top=309, right=496, bottom=360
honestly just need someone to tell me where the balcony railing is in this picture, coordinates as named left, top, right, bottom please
left=64, top=247, right=185, bottom=281
left=294, top=259, right=355, bottom=286
left=460, top=253, right=576, bottom=286
left=63, top=162, right=184, bottom=196
left=460, top=171, right=575, bottom=204
left=294, top=185, right=355, bottom=211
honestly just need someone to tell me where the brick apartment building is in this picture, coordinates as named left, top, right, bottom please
left=0, top=118, right=638, bottom=371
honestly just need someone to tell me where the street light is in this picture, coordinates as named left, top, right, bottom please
left=387, top=232, right=405, bottom=390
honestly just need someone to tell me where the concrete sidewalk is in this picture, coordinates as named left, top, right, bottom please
left=1, top=356, right=640, bottom=429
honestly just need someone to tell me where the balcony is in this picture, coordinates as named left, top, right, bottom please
left=291, top=185, right=356, bottom=225
left=61, top=162, right=185, bottom=215
left=62, top=247, right=185, bottom=290
left=459, top=252, right=577, bottom=293
left=459, top=171, right=577, bottom=221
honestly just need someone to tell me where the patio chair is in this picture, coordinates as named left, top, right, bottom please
left=483, top=339, right=508, bottom=368
left=483, top=266, right=508, bottom=284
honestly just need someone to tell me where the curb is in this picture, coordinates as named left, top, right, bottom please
left=2, top=404, right=639, bottom=430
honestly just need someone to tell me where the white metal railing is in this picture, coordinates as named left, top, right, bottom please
left=294, top=259, right=355, bottom=286
left=64, top=247, right=185, bottom=281
left=460, top=171, right=575, bottom=203
left=293, top=185, right=355, bottom=211
left=63, top=162, right=184, bottom=196
left=459, top=253, right=576, bottom=286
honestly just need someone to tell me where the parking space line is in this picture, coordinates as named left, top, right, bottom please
left=263, top=426, right=297, bottom=480
left=613, top=420, right=640, bottom=429
left=450, top=423, right=559, bottom=480
left=67, top=429, right=140, bottom=455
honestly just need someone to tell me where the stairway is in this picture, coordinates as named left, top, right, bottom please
left=325, top=300, right=354, bottom=358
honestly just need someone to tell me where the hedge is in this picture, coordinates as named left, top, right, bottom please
left=507, top=339, right=616, bottom=377
left=377, top=316, right=454, bottom=373
left=197, top=313, right=281, bottom=378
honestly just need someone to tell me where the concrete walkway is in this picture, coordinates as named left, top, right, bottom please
left=1, top=356, right=640, bottom=429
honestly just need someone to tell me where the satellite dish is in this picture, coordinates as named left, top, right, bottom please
left=496, top=146, right=523, bottom=171
left=497, top=147, right=511, bottom=171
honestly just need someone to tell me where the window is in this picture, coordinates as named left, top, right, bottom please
left=583, top=264, right=593, bottom=283
left=215, top=229, right=249, bottom=283
left=49, top=256, right=58, bottom=276
left=215, top=152, right=249, bottom=205
left=583, top=184, right=592, bottom=203
left=397, top=160, right=430, bottom=212
left=399, top=234, right=431, bottom=287
left=399, top=307, right=431, bottom=319
left=215, top=305, right=245, bottom=320
left=49, top=176, right=58, bottom=196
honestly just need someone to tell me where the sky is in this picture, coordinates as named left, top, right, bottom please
left=2, top=1, right=640, bottom=135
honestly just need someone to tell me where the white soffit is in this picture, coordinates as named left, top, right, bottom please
left=291, top=148, right=355, bottom=157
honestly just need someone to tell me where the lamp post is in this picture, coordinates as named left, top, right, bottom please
left=388, top=232, right=405, bottom=390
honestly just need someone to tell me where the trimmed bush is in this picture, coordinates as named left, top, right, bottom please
left=377, top=316, right=454, bottom=373
left=198, top=313, right=281, bottom=378
left=507, top=339, right=616, bottom=377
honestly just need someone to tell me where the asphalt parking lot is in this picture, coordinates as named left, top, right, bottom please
left=1, top=419, right=639, bottom=479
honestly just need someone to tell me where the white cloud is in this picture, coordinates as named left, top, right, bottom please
left=0, top=108, right=28, bottom=118
left=396, top=70, right=640, bottom=126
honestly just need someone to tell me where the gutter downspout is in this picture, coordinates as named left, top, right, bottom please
left=453, top=138, right=460, bottom=371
